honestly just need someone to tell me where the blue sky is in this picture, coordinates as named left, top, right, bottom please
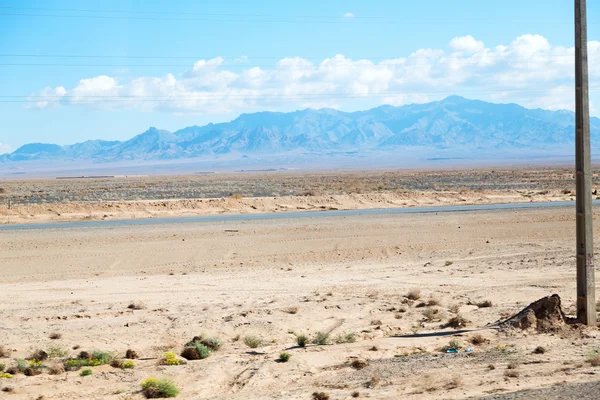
left=0, top=0, right=599, bottom=153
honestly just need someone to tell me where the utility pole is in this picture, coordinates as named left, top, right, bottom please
left=575, top=0, right=596, bottom=325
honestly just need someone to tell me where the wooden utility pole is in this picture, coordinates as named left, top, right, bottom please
left=575, top=0, right=596, bottom=325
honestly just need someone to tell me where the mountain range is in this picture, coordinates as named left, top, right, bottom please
left=4, top=96, right=599, bottom=163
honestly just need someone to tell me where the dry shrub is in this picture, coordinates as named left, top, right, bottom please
left=427, top=296, right=441, bottom=306
left=469, top=334, right=487, bottom=345
left=128, top=301, right=146, bottom=310
left=507, top=362, right=518, bottom=370
left=230, top=193, right=244, bottom=200
left=0, top=346, right=10, bottom=358
left=448, top=304, right=460, bottom=314
left=352, top=392, right=360, bottom=398
left=533, top=346, right=546, bottom=354
left=366, top=375, right=380, bottom=388
left=49, top=332, right=62, bottom=340
left=476, top=300, right=493, bottom=308
left=1, top=387, right=13, bottom=393
left=420, top=374, right=439, bottom=392
left=30, top=350, right=48, bottom=361
left=111, top=359, right=124, bottom=368
left=443, top=314, right=470, bottom=329
left=446, top=376, right=463, bottom=389
left=47, top=363, right=65, bottom=375
left=422, top=308, right=441, bottom=322
left=126, top=349, right=139, bottom=359
left=282, top=307, right=299, bottom=315
left=24, top=367, right=42, bottom=376
left=589, top=356, right=600, bottom=367
left=488, top=364, right=496, bottom=370
left=407, top=289, right=421, bottom=300
left=312, top=392, right=330, bottom=400
left=350, top=359, right=369, bottom=370
left=504, top=370, right=520, bottom=378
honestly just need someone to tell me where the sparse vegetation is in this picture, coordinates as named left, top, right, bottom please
left=442, top=339, right=463, bottom=352
left=533, top=346, right=547, bottom=354
left=141, top=377, right=180, bottom=398
left=80, top=368, right=93, bottom=377
left=407, top=288, right=421, bottom=300
left=0, top=346, right=9, bottom=358
left=312, top=332, right=330, bottom=345
left=296, top=334, right=309, bottom=347
left=0, top=363, right=4, bottom=372
left=312, top=392, right=330, bottom=400
left=334, top=333, right=357, bottom=344
left=507, top=362, right=518, bottom=370
left=242, top=335, right=264, bottom=349
left=63, top=350, right=114, bottom=370
left=352, top=392, right=360, bottom=398
left=283, top=307, right=299, bottom=314
left=0, top=373, right=13, bottom=379
left=47, top=344, right=69, bottom=358
left=49, top=332, right=62, bottom=340
left=277, top=352, right=291, bottom=363
left=122, top=360, right=135, bottom=369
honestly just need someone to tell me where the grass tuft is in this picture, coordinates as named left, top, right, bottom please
left=80, top=369, right=93, bottom=377
left=141, top=377, right=180, bottom=398
left=277, top=352, right=291, bottom=363
left=443, top=314, right=470, bottom=329
left=242, top=335, right=264, bottom=349
left=312, top=332, right=330, bottom=346
left=312, top=392, right=330, bottom=400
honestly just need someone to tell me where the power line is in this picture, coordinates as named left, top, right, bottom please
left=0, top=11, right=582, bottom=25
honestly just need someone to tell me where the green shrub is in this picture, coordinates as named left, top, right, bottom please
left=296, top=334, right=309, bottom=347
left=15, top=359, right=28, bottom=373
left=122, top=360, right=135, bottom=369
left=181, top=343, right=211, bottom=360
left=312, top=332, right=330, bottom=345
left=140, top=377, right=180, bottom=398
left=0, top=373, right=12, bottom=379
left=80, top=369, right=93, bottom=377
left=442, top=339, right=463, bottom=352
left=278, top=352, right=291, bottom=363
left=243, top=335, right=264, bottom=349
left=90, top=351, right=113, bottom=365
left=0, top=363, right=4, bottom=372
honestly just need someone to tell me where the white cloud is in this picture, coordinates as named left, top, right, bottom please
left=449, top=35, right=485, bottom=53
left=0, top=143, right=11, bottom=155
left=235, top=55, right=249, bottom=63
left=343, top=12, right=355, bottom=18
left=27, top=34, right=600, bottom=116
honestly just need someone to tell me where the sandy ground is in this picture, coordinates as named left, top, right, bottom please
left=1, top=207, right=600, bottom=399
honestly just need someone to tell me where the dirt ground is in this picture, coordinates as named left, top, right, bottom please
left=1, top=207, right=600, bottom=399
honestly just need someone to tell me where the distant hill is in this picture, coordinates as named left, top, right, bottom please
left=5, top=96, right=598, bottom=162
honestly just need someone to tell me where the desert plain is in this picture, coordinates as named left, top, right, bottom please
left=1, top=168, right=600, bottom=399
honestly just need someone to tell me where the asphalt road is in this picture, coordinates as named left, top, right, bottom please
left=1, top=200, right=596, bottom=231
